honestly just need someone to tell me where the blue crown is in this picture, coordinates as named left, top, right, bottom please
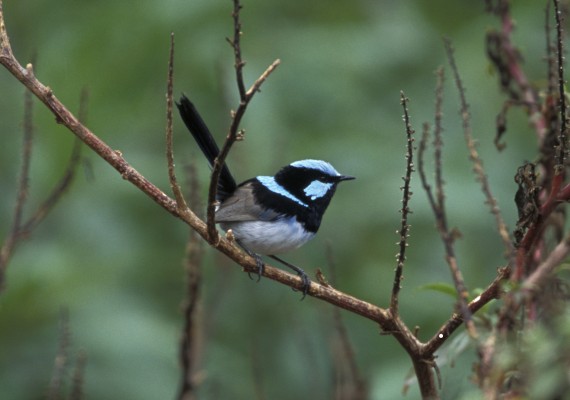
left=289, top=159, right=341, bottom=177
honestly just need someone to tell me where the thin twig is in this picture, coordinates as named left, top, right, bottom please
left=47, top=308, right=71, bottom=400
left=390, top=91, right=415, bottom=315
left=326, top=244, right=368, bottom=399
left=418, top=60, right=477, bottom=339
left=422, top=266, right=510, bottom=355
left=178, top=163, right=204, bottom=400
left=445, top=38, right=512, bottom=256
left=165, top=32, right=190, bottom=216
left=523, top=233, right=570, bottom=294
left=553, top=0, right=568, bottom=172
left=205, top=0, right=280, bottom=242
left=69, top=350, right=87, bottom=400
left=485, top=0, right=547, bottom=141
left=433, top=66, right=446, bottom=210
left=0, top=74, right=34, bottom=284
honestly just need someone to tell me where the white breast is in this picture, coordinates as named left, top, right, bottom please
left=220, top=217, right=315, bottom=255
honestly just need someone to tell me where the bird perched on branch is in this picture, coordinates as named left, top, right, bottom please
left=176, top=95, right=354, bottom=298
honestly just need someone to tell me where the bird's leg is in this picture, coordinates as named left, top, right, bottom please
left=269, top=255, right=311, bottom=300
left=237, top=241, right=264, bottom=282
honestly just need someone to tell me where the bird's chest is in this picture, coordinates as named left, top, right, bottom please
left=220, top=217, right=315, bottom=255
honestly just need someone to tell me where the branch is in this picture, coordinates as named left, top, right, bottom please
left=47, top=308, right=71, bottom=400
left=418, top=57, right=477, bottom=338
left=445, top=38, right=513, bottom=257
left=178, top=163, right=205, bottom=400
left=205, top=0, right=280, bottom=242
left=485, top=0, right=547, bottom=141
left=390, top=91, right=415, bottom=315
left=0, top=0, right=394, bottom=324
left=165, top=32, right=190, bottom=216
left=0, top=75, right=34, bottom=283
left=523, top=233, right=570, bottom=294
left=325, top=245, right=368, bottom=399
left=423, top=266, right=510, bottom=355
left=0, top=62, right=83, bottom=290
left=513, top=0, right=569, bottom=281
left=553, top=0, right=567, bottom=172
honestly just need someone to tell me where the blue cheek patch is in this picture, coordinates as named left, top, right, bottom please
left=304, top=181, right=333, bottom=200
left=257, top=176, right=308, bottom=207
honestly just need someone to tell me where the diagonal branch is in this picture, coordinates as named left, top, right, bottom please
left=205, top=0, right=280, bottom=242
left=0, top=65, right=35, bottom=287
left=0, top=1, right=397, bottom=325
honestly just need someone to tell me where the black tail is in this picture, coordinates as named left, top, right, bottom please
left=176, top=95, right=237, bottom=201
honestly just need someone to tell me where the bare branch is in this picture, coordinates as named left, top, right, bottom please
left=445, top=38, right=512, bottom=255
left=553, top=0, right=568, bottom=172
left=47, top=308, right=71, bottom=400
left=0, top=74, right=34, bottom=282
left=523, top=233, right=570, bottom=294
left=178, top=163, right=205, bottom=400
left=390, top=91, right=415, bottom=315
left=165, top=32, right=190, bottom=216
left=326, top=244, right=368, bottom=400
left=485, top=0, right=547, bottom=141
left=423, top=266, right=510, bottom=355
left=205, top=0, right=280, bottom=242
left=418, top=58, right=477, bottom=338
left=433, top=66, right=445, bottom=209
left=69, top=350, right=87, bottom=400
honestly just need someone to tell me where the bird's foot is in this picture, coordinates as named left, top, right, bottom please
left=270, top=255, right=311, bottom=300
left=247, top=252, right=265, bottom=283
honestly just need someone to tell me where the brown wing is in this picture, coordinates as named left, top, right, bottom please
left=215, top=182, right=282, bottom=223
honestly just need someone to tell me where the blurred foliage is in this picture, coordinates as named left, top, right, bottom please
left=0, top=0, right=555, bottom=399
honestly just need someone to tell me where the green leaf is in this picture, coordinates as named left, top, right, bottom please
left=417, top=282, right=458, bottom=298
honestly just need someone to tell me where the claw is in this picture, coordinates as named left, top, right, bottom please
left=247, top=253, right=265, bottom=282
left=239, top=241, right=265, bottom=282
left=297, top=268, right=311, bottom=301
left=270, top=255, right=311, bottom=300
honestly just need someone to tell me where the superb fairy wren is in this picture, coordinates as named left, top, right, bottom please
left=176, top=95, right=354, bottom=297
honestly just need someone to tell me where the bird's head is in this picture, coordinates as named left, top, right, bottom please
left=274, top=159, right=354, bottom=210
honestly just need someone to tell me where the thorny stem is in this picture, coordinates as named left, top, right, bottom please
left=390, top=91, right=415, bottom=315
left=553, top=0, right=567, bottom=171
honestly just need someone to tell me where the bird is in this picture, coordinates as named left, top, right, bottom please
left=176, top=94, right=354, bottom=298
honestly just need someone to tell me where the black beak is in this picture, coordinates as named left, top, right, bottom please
left=338, top=175, right=355, bottom=182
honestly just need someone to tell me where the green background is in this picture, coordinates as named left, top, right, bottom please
left=0, top=0, right=545, bottom=399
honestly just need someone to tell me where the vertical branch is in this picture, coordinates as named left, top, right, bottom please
left=554, top=0, right=568, bottom=175
left=419, top=56, right=477, bottom=338
left=444, top=38, right=513, bottom=255
left=433, top=66, right=446, bottom=210
left=485, top=0, right=547, bottom=141
left=0, top=76, right=34, bottom=286
left=165, top=32, right=191, bottom=216
left=178, top=163, right=205, bottom=400
left=390, top=91, right=415, bottom=315
left=19, top=101, right=84, bottom=236
left=47, top=308, right=71, bottom=400
left=325, top=245, right=368, bottom=400
left=228, top=0, right=246, bottom=100
left=69, top=350, right=87, bottom=400
left=205, top=0, right=280, bottom=243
